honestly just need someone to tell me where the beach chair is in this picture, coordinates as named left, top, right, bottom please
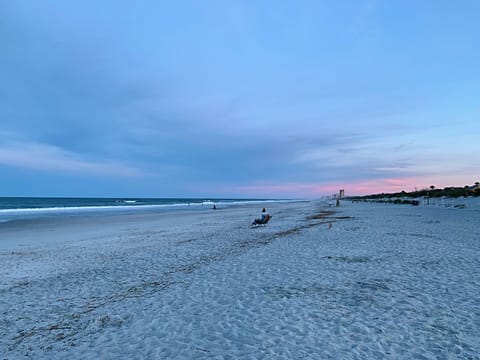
left=251, top=214, right=272, bottom=227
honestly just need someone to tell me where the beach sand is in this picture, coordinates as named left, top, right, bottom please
left=1, top=200, right=479, bottom=359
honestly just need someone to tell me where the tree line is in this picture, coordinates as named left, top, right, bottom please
left=351, top=182, right=480, bottom=200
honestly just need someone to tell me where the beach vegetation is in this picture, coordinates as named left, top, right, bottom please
left=350, top=182, right=480, bottom=201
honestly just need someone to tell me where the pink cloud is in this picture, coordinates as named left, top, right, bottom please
left=225, top=174, right=478, bottom=198
left=320, top=175, right=478, bottom=196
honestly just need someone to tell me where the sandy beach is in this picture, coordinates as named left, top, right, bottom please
left=1, top=200, right=479, bottom=359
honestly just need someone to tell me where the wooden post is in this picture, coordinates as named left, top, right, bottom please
left=336, top=189, right=344, bottom=206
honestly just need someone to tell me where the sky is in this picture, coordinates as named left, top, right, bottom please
left=1, top=0, right=479, bottom=198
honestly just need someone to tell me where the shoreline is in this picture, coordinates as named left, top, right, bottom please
left=0, top=200, right=309, bottom=251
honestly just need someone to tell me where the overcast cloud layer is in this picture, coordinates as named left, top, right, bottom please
left=1, top=1, right=479, bottom=197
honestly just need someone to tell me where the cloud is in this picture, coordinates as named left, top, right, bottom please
left=0, top=135, right=142, bottom=177
left=1, top=2, right=478, bottom=197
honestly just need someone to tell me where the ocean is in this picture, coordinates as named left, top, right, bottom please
left=0, top=197, right=275, bottom=223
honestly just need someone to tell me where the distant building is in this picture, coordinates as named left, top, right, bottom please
left=339, top=189, right=345, bottom=198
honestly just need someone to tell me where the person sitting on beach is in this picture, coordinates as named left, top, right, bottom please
left=260, top=208, right=266, bottom=220
left=252, top=208, right=270, bottom=225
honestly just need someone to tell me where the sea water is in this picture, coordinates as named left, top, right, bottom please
left=0, top=197, right=275, bottom=223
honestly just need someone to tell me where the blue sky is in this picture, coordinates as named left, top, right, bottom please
left=1, top=0, right=479, bottom=198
